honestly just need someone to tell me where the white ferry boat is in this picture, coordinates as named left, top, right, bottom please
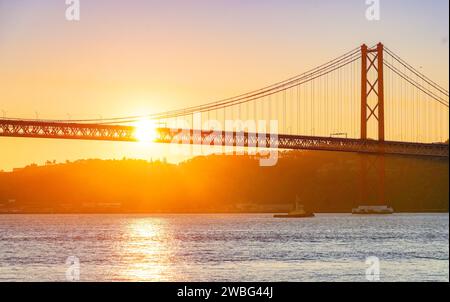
left=352, top=205, right=394, bottom=215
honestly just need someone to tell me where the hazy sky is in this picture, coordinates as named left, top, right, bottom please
left=0, top=0, right=448, bottom=170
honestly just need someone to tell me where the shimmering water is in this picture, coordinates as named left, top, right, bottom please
left=0, top=214, right=448, bottom=282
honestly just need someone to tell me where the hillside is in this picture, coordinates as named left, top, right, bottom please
left=0, top=151, right=448, bottom=213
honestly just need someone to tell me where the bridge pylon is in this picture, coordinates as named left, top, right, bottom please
left=361, top=43, right=385, bottom=142
left=359, top=43, right=387, bottom=208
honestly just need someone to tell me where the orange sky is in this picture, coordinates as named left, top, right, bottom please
left=0, top=0, right=448, bottom=171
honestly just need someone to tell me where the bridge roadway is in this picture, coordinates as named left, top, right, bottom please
left=0, top=119, right=448, bottom=158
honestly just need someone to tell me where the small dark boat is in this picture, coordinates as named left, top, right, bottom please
left=274, top=213, right=315, bottom=218
left=274, top=198, right=315, bottom=218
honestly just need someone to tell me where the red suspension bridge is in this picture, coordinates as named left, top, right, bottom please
left=0, top=43, right=449, bottom=158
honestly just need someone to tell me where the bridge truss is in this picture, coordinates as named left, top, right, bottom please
left=0, top=119, right=447, bottom=157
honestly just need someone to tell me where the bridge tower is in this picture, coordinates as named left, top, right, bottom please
left=359, top=43, right=386, bottom=207
left=361, top=43, right=385, bottom=141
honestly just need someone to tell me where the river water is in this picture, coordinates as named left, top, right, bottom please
left=0, top=214, right=448, bottom=282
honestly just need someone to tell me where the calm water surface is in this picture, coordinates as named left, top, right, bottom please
left=0, top=214, right=448, bottom=282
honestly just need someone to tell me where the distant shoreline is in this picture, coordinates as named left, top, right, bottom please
left=0, top=210, right=448, bottom=215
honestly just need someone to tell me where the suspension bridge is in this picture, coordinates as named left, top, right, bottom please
left=0, top=43, right=449, bottom=158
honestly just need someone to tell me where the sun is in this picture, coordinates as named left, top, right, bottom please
left=133, top=119, right=159, bottom=143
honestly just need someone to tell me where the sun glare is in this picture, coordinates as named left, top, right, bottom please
left=133, top=119, right=158, bottom=143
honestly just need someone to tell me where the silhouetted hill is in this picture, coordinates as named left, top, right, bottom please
left=0, top=151, right=448, bottom=213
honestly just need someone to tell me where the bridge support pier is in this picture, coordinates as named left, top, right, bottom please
left=359, top=154, right=386, bottom=206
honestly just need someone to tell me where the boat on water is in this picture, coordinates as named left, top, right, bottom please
left=274, top=199, right=315, bottom=218
left=352, top=205, right=394, bottom=215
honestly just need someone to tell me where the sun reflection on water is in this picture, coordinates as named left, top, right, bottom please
left=118, top=218, right=172, bottom=281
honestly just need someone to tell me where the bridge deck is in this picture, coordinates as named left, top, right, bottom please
left=0, top=119, right=448, bottom=158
